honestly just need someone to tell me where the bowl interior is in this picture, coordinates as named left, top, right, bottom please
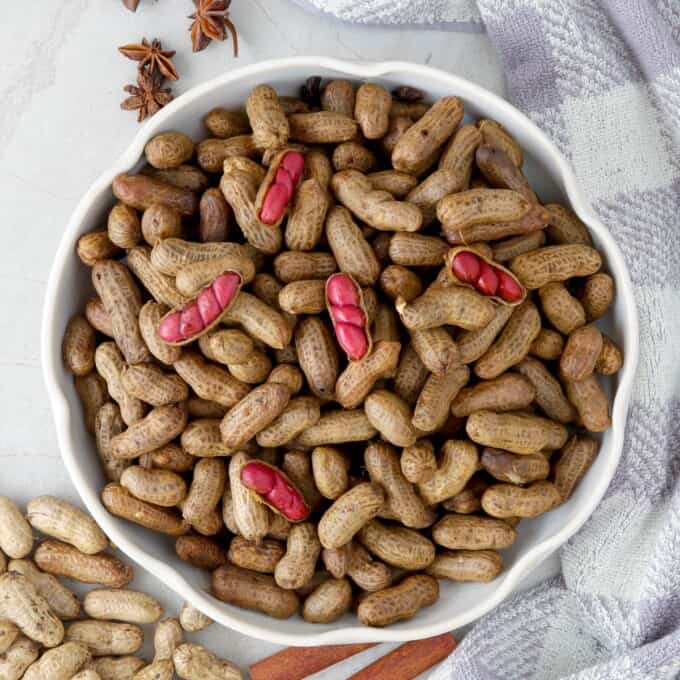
left=43, top=58, right=637, bottom=645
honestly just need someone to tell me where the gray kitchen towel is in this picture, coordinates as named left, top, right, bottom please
left=296, top=0, right=680, bottom=678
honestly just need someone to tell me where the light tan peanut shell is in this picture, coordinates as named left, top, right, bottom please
left=353, top=83, right=391, bottom=139
left=223, top=292, right=292, bottom=349
left=554, top=435, right=599, bottom=500
left=364, top=390, right=418, bottom=447
left=182, top=458, right=227, bottom=524
left=510, top=244, right=601, bottom=289
left=199, top=328, right=254, bottom=364
left=442, top=476, right=489, bottom=514
left=418, top=440, right=479, bottom=505
left=482, top=481, right=562, bottom=518
left=321, top=79, right=355, bottom=116
left=401, top=440, right=437, bottom=484
left=466, top=410, right=568, bottom=454
left=133, top=660, right=173, bottom=680
left=144, top=164, right=209, bottom=193
left=451, top=372, right=534, bottom=417
left=0, top=636, right=39, bottom=680
left=529, top=327, right=564, bottom=360
left=101, top=483, right=190, bottom=536
left=481, top=448, right=550, bottom=484
left=432, top=514, right=516, bottom=550
left=545, top=204, right=592, bottom=245
left=281, top=450, right=323, bottom=511
left=559, top=324, right=603, bottom=381
left=0, top=572, right=64, bottom=647
left=311, top=447, right=350, bottom=500
left=0, top=498, right=33, bottom=560
left=427, top=549, right=503, bottom=582
left=437, top=188, right=530, bottom=231
left=368, top=170, right=417, bottom=198
left=229, top=453, right=271, bottom=543
left=564, top=375, right=612, bottom=432
left=77, top=231, right=121, bottom=267
left=179, top=603, right=213, bottom=633
left=255, top=396, right=320, bottom=447
left=94, top=403, right=129, bottom=482
left=63, top=316, right=96, bottom=376
left=302, top=577, right=353, bottom=623
left=180, top=419, right=238, bottom=457
left=203, top=108, right=250, bottom=138
left=246, top=85, right=289, bottom=149
left=185, top=505, right=223, bottom=537
left=284, top=178, right=330, bottom=251
left=138, top=302, right=182, bottom=365
left=539, top=282, right=586, bottom=335
left=84, top=589, right=162, bottom=624
left=66, top=620, right=143, bottom=656
left=111, top=404, right=187, bottom=459
left=322, top=544, right=349, bottom=579
left=175, top=255, right=255, bottom=296
left=393, top=342, right=429, bottom=406
left=127, top=245, right=188, bottom=308
left=150, top=238, right=252, bottom=276
left=358, top=519, right=435, bottom=570
left=211, top=564, right=299, bottom=619
left=87, top=656, right=146, bottom=679
left=357, top=574, right=438, bottom=627
left=92, top=260, right=149, bottom=364
left=295, top=408, right=377, bottom=447
left=85, top=298, right=113, bottom=336
left=274, top=523, right=321, bottom=590
left=22, top=641, right=91, bottom=680
left=141, top=203, right=183, bottom=246
left=580, top=272, right=614, bottom=321
left=412, top=365, right=470, bottom=433
left=145, top=132, right=194, bottom=170
left=196, top=136, right=259, bottom=173
left=73, top=669, right=103, bottom=680
left=294, top=317, right=339, bottom=400
left=332, top=142, right=377, bottom=173
left=596, top=335, right=623, bottom=375
left=173, top=643, right=242, bottom=680
left=0, top=619, right=18, bottom=654
left=346, top=542, right=393, bottom=592
left=186, top=397, right=228, bottom=420
left=228, top=536, right=284, bottom=573
left=288, top=111, right=358, bottom=144
left=475, top=300, right=541, bottom=379
left=121, top=364, right=189, bottom=407
left=278, top=280, right=325, bottom=314
left=492, top=230, right=546, bottom=262
left=457, top=304, right=514, bottom=365
left=174, top=351, right=250, bottom=407
left=274, top=251, right=337, bottom=283
left=388, top=232, right=448, bottom=267
left=153, top=617, right=183, bottom=662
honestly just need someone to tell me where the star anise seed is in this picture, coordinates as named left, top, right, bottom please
left=121, top=69, right=174, bottom=123
left=300, top=76, right=322, bottom=108
left=119, top=37, right=179, bottom=81
left=189, top=0, right=239, bottom=57
left=393, top=86, right=425, bottom=102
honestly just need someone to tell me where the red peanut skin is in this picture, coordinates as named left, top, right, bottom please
left=325, top=273, right=372, bottom=361
left=241, top=460, right=311, bottom=522
left=259, top=152, right=305, bottom=224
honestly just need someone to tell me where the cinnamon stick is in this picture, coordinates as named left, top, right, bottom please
left=348, top=633, right=457, bottom=680
left=249, top=643, right=377, bottom=680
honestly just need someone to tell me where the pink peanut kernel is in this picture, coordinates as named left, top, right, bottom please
left=241, top=461, right=310, bottom=522
left=212, top=272, right=241, bottom=308
left=179, top=303, right=205, bottom=338
left=476, top=260, right=499, bottom=296
left=281, top=151, right=305, bottom=183
left=452, top=251, right=480, bottom=284
left=330, top=305, right=365, bottom=326
left=326, top=273, right=369, bottom=361
left=451, top=251, right=522, bottom=302
left=197, top=287, right=221, bottom=325
left=497, top=271, right=523, bottom=302
left=158, top=311, right=183, bottom=343
left=335, top=323, right=369, bottom=361
left=326, top=274, right=360, bottom=307
left=259, top=151, right=305, bottom=225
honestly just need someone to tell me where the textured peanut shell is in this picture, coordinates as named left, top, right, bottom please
left=274, top=523, right=321, bottom=590
left=65, top=620, right=143, bottom=656
left=596, top=335, right=623, bottom=375
left=0, top=497, right=33, bottom=560
left=94, top=403, right=129, bottom=482
left=511, top=244, right=601, bottom=289
left=138, top=302, right=182, bottom=365
left=223, top=292, right=292, bottom=349
left=85, top=298, right=113, bottom=336
left=358, top=519, right=435, bottom=570
left=289, top=111, right=358, bottom=144
left=281, top=451, right=322, bottom=512
left=427, top=549, right=503, bottom=582
left=185, top=398, right=228, bottom=420
left=539, top=282, right=586, bottom=335
left=175, top=535, right=228, bottom=570
left=229, top=453, right=270, bottom=544
left=228, top=536, right=284, bottom=573
left=144, top=164, right=209, bottom=193
left=364, top=390, right=418, bottom=447
left=83, top=589, right=162, bottom=624
left=110, top=404, right=187, bottom=459
left=560, top=324, right=603, bottom=381
left=295, top=409, right=378, bottom=447
left=121, top=364, right=189, bottom=407
left=199, top=328, right=254, bottom=365
left=332, top=141, right=377, bottom=173
left=529, top=327, right=564, bottom=361
left=564, top=375, right=612, bottom=432
left=482, top=481, right=562, bottom=518
left=295, top=317, right=339, bottom=400
left=77, top=232, right=122, bottom=267
left=63, top=316, right=96, bottom=376
left=492, top=230, right=546, bottom=263
left=274, top=251, right=336, bottom=283
left=475, top=145, right=537, bottom=201
left=442, top=476, right=489, bottom=514
left=182, top=458, right=227, bottom=524
left=321, top=79, right=355, bottom=116
left=457, top=304, right=514, bottom=366
left=418, top=440, right=479, bottom=505
left=478, top=119, right=523, bottom=167
left=554, top=435, right=599, bottom=500
left=22, top=641, right=91, bottom=680
left=413, top=365, right=470, bottom=433
left=432, top=514, right=517, bottom=550
left=144, top=132, right=194, bottom=170
left=174, top=351, right=250, bottom=407
left=180, top=419, right=238, bottom=457
left=302, top=578, right=352, bottom=624
left=196, top=136, right=258, bottom=173
left=580, top=272, right=614, bottom=321
left=175, top=255, right=255, bottom=296
left=112, top=173, right=197, bottom=216
left=285, top=178, right=330, bottom=251
left=203, top=108, right=251, bottom=138
left=247, top=87, right=290, bottom=149
left=400, top=440, right=437, bottom=484
left=153, top=617, right=183, bottom=662
left=179, top=603, right=213, bottom=633
left=150, top=238, right=252, bottom=276
left=451, top=372, right=534, bottom=417
left=545, top=204, right=592, bottom=245
left=481, top=448, right=550, bottom=484
left=87, top=655, right=146, bottom=679
left=393, top=342, right=429, bottom=406
left=173, top=643, right=242, bottom=680
left=140, top=203, right=184, bottom=249
left=437, top=188, right=530, bottom=233
left=255, top=396, right=321, bottom=448
left=310, top=447, right=349, bottom=501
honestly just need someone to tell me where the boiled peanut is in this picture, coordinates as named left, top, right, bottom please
left=482, top=481, right=562, bottom=518
left=84, top=589, right=163, bottom=624
left=247, top=85, right=289, bottom=149
left=153, top=617, right=183, bottom=661
left=141, top=204, right=182, bottom=246
left=564, top=375, right=611, bottom=432
left=278, top=279, right=325, bottom=314
left=295, top=317, right=339, bottom=400
left=580, top=272, right=614, bottom=321
left=182, top=458, right=227, bottom=524
left=63, top=316, right=96, bottom=376
left=113, top=172, right=197, bottom=216
left=418, top=440, right=478, bottom=505
left=393, top=342, right=429, bottom=406
left=365, top=389, right=418, bottom=447
left=545, top=204, right=592, bottom=245
left=274, top=523, right=321, bottom=590
left=229, top=453, right=270, bottom=543
left=559, top=324, right=603, bottom=381
left=510, top=244, right=601, bottom=289
left=554, top=435, right=599, bottom=500
left=199, top=328, right=254, bottom=364
left=481, top=447, right=550, bottom=484
left=180, top=419, right=238, bottom=457
left=529, top=327, right=564, bottom=360
left=175, top=535, right=228, bottom=570
left=311, top=447, right=350, bottom=500
left=451, top=372, right=534, bottom=417
left=121, top=364, right=188, bottom=407
left=457, top=304, right=514, bottom=365
left=280, top=450, right=322, bottom=511
left=174, top=254, right=255, bottom=295
left=401, top=440, right=437, bottom=484
left=228, top=535, right=284, bottom=573
left=302, top=577, right=352, bottom=623
left=427, top=549, right=502, bottom=582
left=121, top=465, right=187, bottom=507
left=150, top=238, right=252, bottom=275
left=379, top=265, right=423, bottom=303
left=179, top=603, right=213, bottom=632
left=198, top=187, right=231, bottom=243
left=145, top=132, right=194, bottom=170
left=539, top=282, right=586, bottom=335
left=203, top=108, right=250, bottom=138
left=442, top=476, right=489, bottom=514
left=332, top=141, right=376, bottom=172
left=94, top=403, right=129, bottom=482
left=477, top=119, right=523, bottom=166
left=358, top=519, right=435, bottom=570
left=173, top=642, right=242, bottom=680
left=596, top=335, right=623, bottom=375
left=0, top=619, right=19, bottom=655
left=197, top=136, right=259, bottom=173
left=0, top=636, right=39, bottom=680
left=492, top=230, right=546, bottom=262
left=22, top=641, right=91, bottom=680
left=0, top=497, right=33, bottom=559
left=144, top=164, right=209, bottom=193
left=134, top=660, right=174, bottom=680
left=476, top=145, right=537, bottom=201
left=432, top=514, right=516, bottom=550
left=256, top=396, right=320, bottom=447
left=77, top=231, right=121, bottom=267
left=65, top=620, right=143, bottom=656
left=186, top=397, right=228, bottom=420
left=288, top=111, right=358, bottom=144
left=367, top=170, right=417, bottom=198
left=174, top=351, right=250, bottom=407
left=413, top=365, right=470, bottom=433
left=138, top=302, right=182, bottom=365
left=111, top=404, right=187, bottom=459
left=223, top=292, right=292, bottom=349
left=85, top=298, right=113, bottom=336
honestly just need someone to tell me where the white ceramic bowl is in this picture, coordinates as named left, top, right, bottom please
left=42, top=57, right=639, bottom=645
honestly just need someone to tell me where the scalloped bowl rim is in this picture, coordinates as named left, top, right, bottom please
left=41, top=57, right=639, bottom=646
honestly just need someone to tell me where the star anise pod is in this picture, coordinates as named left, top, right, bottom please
left=121, top=69, right=174, bottom=122
left=300, top=76, right=322, bottom=108
left=393, top=86, right=424, bottom=102
left=122, top=0, right=140, bottom=11
left=119, top=38, right=179, bottom=81
left=189, top=0, right=239, bottom=57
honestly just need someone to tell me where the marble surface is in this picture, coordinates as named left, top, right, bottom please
left=0, top=1, right=558, bottom=676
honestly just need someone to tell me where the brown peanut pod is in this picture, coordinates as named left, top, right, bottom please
left=108, top=202, right=142, bottom=249
left=474, top=300, right=541, bottom=379
left=545, top=204, right=592, bottom=245
left=0, top=636, right=40, bottom=679
left=182, top=459, right=227, bottom=524
left=228, top=535, right=284, bottom=573
left=364, top=390, right=418, bottom=447
left=150, top=238, right=252, bottom=276
left=274, top=251, right=337, bottom=283
left=444, top=246, right=527, bottom=306
left=332, top=142, right=377, bottom=173
left=121, top=466, right=187, bottom=507
left=554, top=435, right=599, bottom=500
left=220, top=383, right=291, bottom=448
left=144, top=132, right=194, bottom=170
left=367, top=170, right=418, bottom=198
left=140, top=204, right=182, bottom=247
left=295, top=317, right=339, bottom=400
left=212, top=563, right=299, bottom=619
left=413, top=365, right=470, bottom=433
left=442, top=476, right=489, bottom=514
left=77, top=231, right=122, bottom=266
left=357, top=574, right=439, bottom=627
left=223, top=292, right=293, bottom=350
left=198, top=188, right=231, bottom=243
left=278, top=279, right=326, bottom=314
left=580, top=272, right=614, bottom=321
left=482, top=481, right=562, bottom=518
left=121, top=364, right=188, bottom=407
left=326, top=206, right=381, bottom=286
left=335, top=340, right=401, bottom=409
left=140, top=444, right=195, bottom=471
left=321, top=79, right=355, bottom=116
left=365, top=442, right=436, bottom=529
left=475, top=145, right=537, bottom=202
left=354, top=83, right=392, bottom=139
left=274, top=523, right=321, bottom=590
left=492, top=230, right=546, bottom=263
left=196, top=135, right=259, bottom=173
left=418, top=440, right=479, bottom=505
left=318, top=483, right=385, bottom=550
left=223, top=156, right=267, bottom=185
left=288, top=111, right=358, bottom=144
left=112, top=173, right=197, bottom=216
left=175, top=255, right=255, bottom=297
left=560, top=325, right=603, bottom=381
left=331, top=169, right=423, bottom=233
left=267, top=364, right=304, bottom=394
left=466, top=410, right=568, bottom=454
left=281, top=450, right=323, bottom=511
left=481, top=448, right=550, bottom=484
left=174, top=352, right=250, bottom=407
left=256, top=397, right=321, bottom=448
left=438, top=123, right=483, bottom=177
left=596, top=335, right=623, bottom=375
left=358, top=519, right=436, bottom=571
left=302, top=577, right=352, bottom=623
left=405, top=169, right=466, bottom=226
left=346, top=542, right=392, bottom=592
left=92, top=260, right=149, bottom=364
left=397, top=284, right=495, bottom=331
left=227, top=350, right=272, bottom=385
left=0, top=619, right=19, bottom=654
left=65, top=620, right=143, bottom=657
left=564, top=375, right=612, bottom=432
left=392, top=96, right=463, bottom=175
left=451, top=372, right=535, bottom=417
left=63, top=316, right=96, bottom=377
left=246, top=85, right=289, bottom=149
left=295, top=408, right=378, bottom=447
left=393, top=342, right=430, bottom=406
left=94, top=403, right=129, bottom=481
left=87, top=656, right=146, bottom=678
left=381, top=115, right=413, bottom=155
left=379, top=265, right=423, bottom=303
left=529, top=328, right=564, bottom=360
left=229, top=453, right=271, bottom=544
left=401, top=440, right=437, bottom=484
left=389, top=99, right=430, bottom=119
left=432, top=514, right=517, bottom=550
left=138, top=302, right=182, bottom=365
left=427, top=549, right=503, bottom=582
left=111, top=404, right=187, bottom=459
left=101, top=483, right=189, bottom=536
left=302, top=149, right=333, bottom=190
left=175, top=535, right=228, bottom=571
left=185, top=398, right=228, bottom=420
left=312, top=447, right=350, bottom=500
left=199, top=329, right=254, bottom=365
left=409, top=327, right=460, bottom=376
left=285, top=178, right=330, bottom=252
left=0, top=498, right=32, bottom=562
left=94, top=342, right=147, bottom=426
left=172, top=643, right=240, bottom=680
left=511, top=244, right=601, bottom=289
left=515, top=357, right=576, bottom=424
left=203, top=108, right=250, bottom=138
left=477, top=119, right=523, bottom=167
left=143, top=164, right=210, bottom=193
left=539, top=282, right=587, bottom=335
left=76, top=373, right=109, bottom=435
left=83, top=588, right=162, bottom=626
left=85, top=298, right=113, bottom=337
left=180, top=419, right=237, bottom=457
left=22, top=642, right=91, bottom=679
left=184, top=503, right=224, bottom=537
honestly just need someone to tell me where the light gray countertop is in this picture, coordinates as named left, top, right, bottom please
left=0, top=1, right=558, bottom=675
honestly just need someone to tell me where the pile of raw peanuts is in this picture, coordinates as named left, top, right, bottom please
left=64, top=78, right=623, bottom=628
left=0, top=494, right=241, bottom=679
